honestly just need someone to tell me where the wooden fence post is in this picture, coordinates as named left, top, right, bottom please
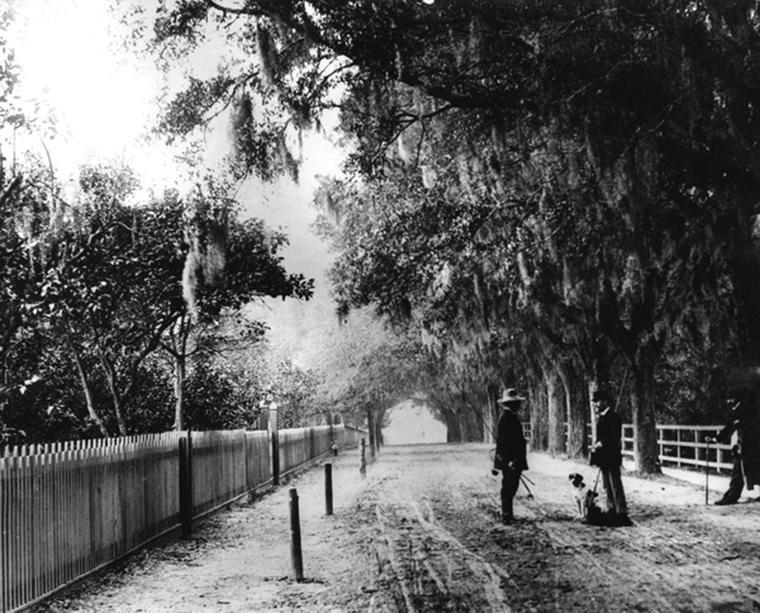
left=325, top=463, right=333, bottom=516
left=677, top=428, right=682, bottom=468
left=179, top=431, right=193, bottom=537
left=289, top=488, right=304, bottom=582
left=270, top=404, right=280, bottom=487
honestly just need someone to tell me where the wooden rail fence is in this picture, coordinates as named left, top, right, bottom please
left=621, top=424, right=735, bottom=473
left=524, top=422, right=736, bottom=473
left=0, top=424, right=364, bottom=613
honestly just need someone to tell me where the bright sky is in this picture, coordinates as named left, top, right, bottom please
left=9, top=0, right=179, bottom=190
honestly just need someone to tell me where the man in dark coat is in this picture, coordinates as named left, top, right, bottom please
left=493, top=388, right=529, bottom=524
left=590, top=388, right=632, bottom=526
left=709, top=396, right=760, bottom=505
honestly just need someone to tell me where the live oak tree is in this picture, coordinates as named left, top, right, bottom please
left=131, top=0, right=760, bottom=471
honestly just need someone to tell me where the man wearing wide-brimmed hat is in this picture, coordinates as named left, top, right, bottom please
left=493, top=388, right=528, bottom=524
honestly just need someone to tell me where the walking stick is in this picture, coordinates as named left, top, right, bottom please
left=521, top=473, right=536, bottom=486
left=520, top=474, right=534, bottom=500
left=592, top=467, right=602, bottom=497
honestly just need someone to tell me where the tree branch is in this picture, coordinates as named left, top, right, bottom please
left=206, top=0, right=261, bottom=16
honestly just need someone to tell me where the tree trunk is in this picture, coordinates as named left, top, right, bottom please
left=98, top=350, right=128, bottom=437
left=173, top=354, right=186, bottom=430
left=68, top=336, right=110, bottom=437
left=367, top=409, right=376, bottom=459
left=630, top=361, right=660, bottom=474
left=558, top=358, right=589, bottom=459
left=529, top=382, right=548, bottom=452
left=464, top=400, right=482, bottom=442
left=485, top=382, right=500, bottom=443
left=113, top=396, right=128, bottom=437
left=545, top=365, right=566, bottom=455
left=445, top=411, right=462, bottom=442
left=375, top=406, right=385, bottom=450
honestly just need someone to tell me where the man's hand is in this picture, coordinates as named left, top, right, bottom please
left=705, top=437, right=717, bottom=444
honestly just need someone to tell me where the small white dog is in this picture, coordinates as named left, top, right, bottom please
left=568, top=473, right=597, bottom=519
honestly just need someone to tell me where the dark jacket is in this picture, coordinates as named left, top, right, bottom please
left=495, top=408, right=528, bottom=471
left=592, top=408, right=623, bottom=468
left=717, top=412, right=760, bottom=490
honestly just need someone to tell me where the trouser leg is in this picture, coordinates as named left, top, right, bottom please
left=501, top=469, right=521, bottom=519
left=720, top=460, right=744, bottom=503
left=602, top=465, right=628, bottom=515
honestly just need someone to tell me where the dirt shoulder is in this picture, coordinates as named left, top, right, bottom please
left=35, top=444, right=760, bottom=612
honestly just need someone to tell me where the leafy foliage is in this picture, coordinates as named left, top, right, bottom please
left=156, top=75, right=236, bottom=143
left=183, top=357, right=258, bottom=431
left=0, top=151, right=314, bottom=442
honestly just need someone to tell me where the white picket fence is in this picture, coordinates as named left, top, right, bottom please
left=0, top=425, right=364, bottom=613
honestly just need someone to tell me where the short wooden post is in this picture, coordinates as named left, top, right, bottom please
left=289, top=488, right=304, bottom=582
left=325, top=463, right=333, bottom=516
left=272, top=431, right=280, bottom=486
left=179, top=432, right=193, bottom=537
left=360, top=438, right=367, bottom=478
left=270, top=404, right=280, bottom=486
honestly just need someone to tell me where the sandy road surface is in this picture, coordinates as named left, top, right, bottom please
left=35, top=444, right=760, bottom=612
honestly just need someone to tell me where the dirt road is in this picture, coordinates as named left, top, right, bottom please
left=35, top=443, right=760, bottom=612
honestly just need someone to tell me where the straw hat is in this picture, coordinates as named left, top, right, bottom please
left=497, top=388, right=525, bottom=404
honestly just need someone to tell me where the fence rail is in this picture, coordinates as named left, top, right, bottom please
left=621, top=424, right=734, bottom=473
left=0, top=424, right=364, bottom=613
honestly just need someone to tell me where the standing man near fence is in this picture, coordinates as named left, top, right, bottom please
left=709, top=394, right=760, bottom=505
left=493, top=388, right=529, bottom=525
left=590, top=388, right=632, bottom=526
